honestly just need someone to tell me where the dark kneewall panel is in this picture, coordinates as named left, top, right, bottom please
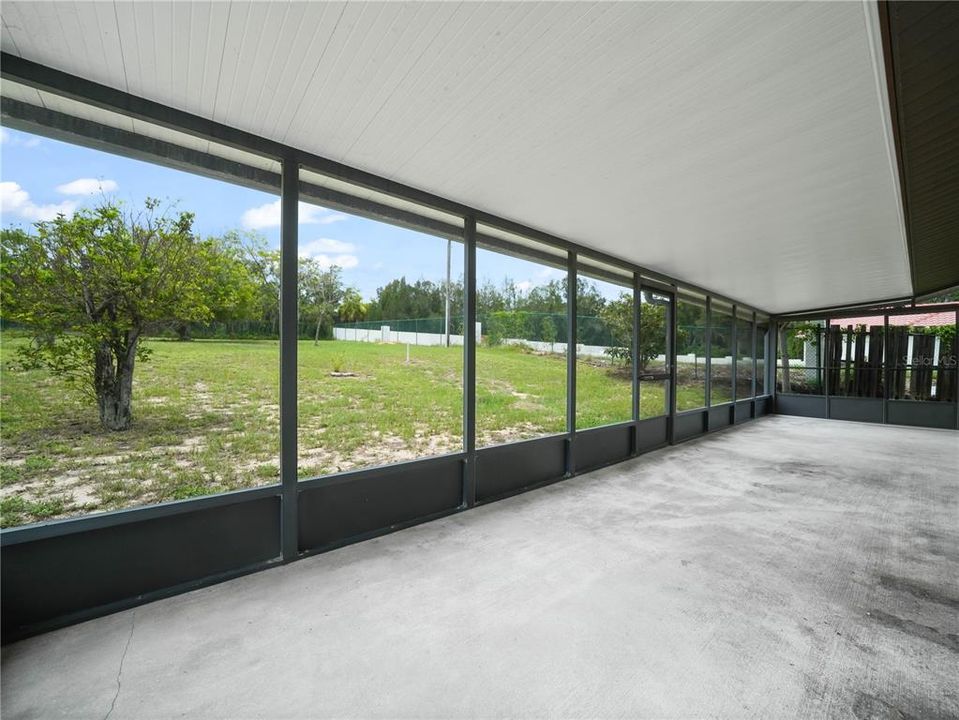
left=709, top=405, right=732, bottom=430
left=776, top=394, right=828, bottom=418
left=476, top=435, right=567, bottom=503
left=575, top=423, right=633, bottom=473
left=637, top=416, right=668, bottom=452
left=2, top=494, right=281, bottom=640
left=298, top=455, right=464, bottom=552
left=829, top=398, right=883, bottom=424
left=674, top=410, right=707, bottom=442
left=886, top=401, right=957, bottom=430
left=755, top=396, right=771, bottom=416
left=734, top=400, right=753, bottom=423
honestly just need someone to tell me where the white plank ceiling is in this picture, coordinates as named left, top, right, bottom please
left=0, top=1, right=910, bottom=313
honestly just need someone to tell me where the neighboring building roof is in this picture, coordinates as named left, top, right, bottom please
left=829, top=309, right=955, bottom=329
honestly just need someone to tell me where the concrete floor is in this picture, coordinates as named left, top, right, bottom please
left=2, top=415, right=957, bottom=719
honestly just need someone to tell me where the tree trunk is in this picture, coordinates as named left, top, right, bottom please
left=314, top=314, right=322, bottom=345
left=779, top=323, right=791, bottom=393
left=95, top=335, right=138, bottom=431
left=176, top=323, right=192, bottom=341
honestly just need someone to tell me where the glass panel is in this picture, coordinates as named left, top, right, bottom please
left=756, top=320, right=768, bottom=395
left=736, top=313, right=754, bottom=399
left=576, top=267, right=633, bottom=429
left=676, top=296, right=707, bottom=410
left=1, top=129, right=280, bottom=528
left=297, top=176, right=464, bottom=479
left=709, top=303, right=734, bottom=405
left=639, top=290, right=671, bottom=419
left=887, top=311, right=957, bottom=402
left=777, top=321, right=825, bottom=395
left=475, top=240, right=567, bottom=446
left=825, top=322, right=882, bottom=398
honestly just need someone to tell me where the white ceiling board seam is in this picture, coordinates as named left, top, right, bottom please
left=278, top=2, right=349, bottom=147
left=392, top=2, right=604, bottom=180
left=341, top=3, right=471, bottom=161
left=209, top=0, right=234, bottom=127
left=1, top=16, right=23, bottom=57
left=861, top=0, right=911, bottom=293
left=110, top=1, right=130, bottom=93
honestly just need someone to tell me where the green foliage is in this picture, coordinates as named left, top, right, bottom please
left=0, top=494, right=67, bottom=527
left=485, top=310, right=534, bottom=347
left=598, top=292, right=667, bottom=370
left=367, top=277, right=458, bottom=324
left=919, top=323, right=956, bottom=349
left=922, top=288, right=959, bottom=303
left=338, top=288, right=367, bottom=323
left=299, top=261, right=345, bottom=341
left=782, top=321, right=823, bottom=359
left=1, top=200, right=223, bottom=429
left=676, top=300, right=706, bottom=356
left=540, top=315, right=558, bottom=348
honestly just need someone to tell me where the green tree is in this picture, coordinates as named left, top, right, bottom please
left=338, top=287, right=367, bottom=323
left=599, top=292, right=667, bottom=370
left=175, top=231, right=260, bottom=340
left=540, top=315, right=558, bottom=352
left=299, top=260, right=344, bottom=342
left=367, top=277, right=443, bottom=322
left=242, top=240, right=281, bottom=336
left=1, top=201, right=218, bottom=430
left=524, top=278, right=566, bottom=314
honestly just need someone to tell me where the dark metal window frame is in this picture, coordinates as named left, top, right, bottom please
left=772, top=306, right=959, bottom=429
left=0, top=53, right=775, bottom=641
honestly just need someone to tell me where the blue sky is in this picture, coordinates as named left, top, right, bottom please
left=1, top=126, right=614, bottom=302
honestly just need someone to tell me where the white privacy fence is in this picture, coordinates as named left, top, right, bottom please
left=333, top=323, right=482, bottom=347
left=331, top=327, right=739, bottom=366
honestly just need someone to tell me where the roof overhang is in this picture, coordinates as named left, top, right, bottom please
left=2, top=1, right=955, bottom=314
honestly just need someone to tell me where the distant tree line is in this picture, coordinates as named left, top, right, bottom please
left=0, top=200, right=664, bottom=430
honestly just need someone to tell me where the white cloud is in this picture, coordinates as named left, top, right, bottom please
left=299, top=237, right=355, bottom=255
left=308, top=253, right=360, bottom=270
left=241, top=199, right=347, bottom=230
left=56, top=178, right=118, bottom=196
left=0, top=181, right=78, bottom=222
left=0, top=129, right=41, bottom=148
left=516, top=280, right=533, bottom=293
left=298, top=238, right=359, bottom=268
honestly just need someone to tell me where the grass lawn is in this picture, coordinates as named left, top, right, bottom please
left=1, top=335, right=699, bottom=527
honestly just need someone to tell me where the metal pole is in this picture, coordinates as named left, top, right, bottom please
left=705, top=297, right=713, bottom=418
left=751, top=311, right=758, bottom=400
left=445, top=238, right=451, bottom=347
left=730, top=305, right=739, bottom=408
left=825, top=320, right=832, bottom=418
left=567, top=252, right=577, bottom=475
left=279, top=157, right=299, bottom=562
left=882, top=313, right=889, bottom=424
left=632, top=273, right=641, bottom=454
left=771, top=320, right=779, bottom=412
left=463, top=217, right=477, bottom=507
left=668, top=286, right=678, bottom=444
